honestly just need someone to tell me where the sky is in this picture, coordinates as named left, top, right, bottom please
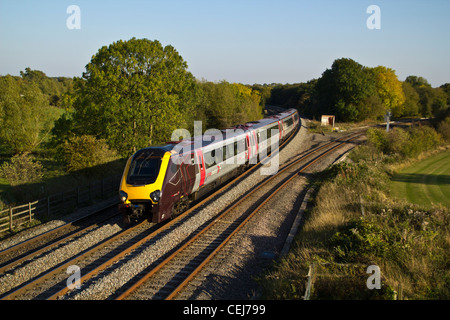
left=0, top=0, right=449, bottom=87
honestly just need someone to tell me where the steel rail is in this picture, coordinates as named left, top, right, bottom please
left=115, top=132, right=362, bottom=300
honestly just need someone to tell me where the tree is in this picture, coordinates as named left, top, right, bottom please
left=0, top=75, right=54, bottom=153
left=405, top=76, right=431, bottom=88
left=62, top=135, right=118, bottom=172
left=56, top=38, right=198, bottom=157
left=371, top=66, right=405, bottom=117
left=195, top=80, right=262, bottom=130
left=401, top=82, right=420, bottom=117
left=314, top=58, right=378, bottom=121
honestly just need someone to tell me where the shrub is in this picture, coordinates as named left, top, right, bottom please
left=367, top=126, right=442, bottom=160
left=62, top=135, right=119, bottom=172
left=437, top=117, right=450, bottom=142
left=0, top=152, right=45, bottom=186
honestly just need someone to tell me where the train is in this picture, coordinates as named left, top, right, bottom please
left=118, top=108, right=300, bottom=223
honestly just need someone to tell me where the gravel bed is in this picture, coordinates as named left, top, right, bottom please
left=0, top=220, right=123, bottom=296
left=0, top=198, right=118, bottom=252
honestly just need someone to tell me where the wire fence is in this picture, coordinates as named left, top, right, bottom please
left=0, top=175, right=121, bottom=234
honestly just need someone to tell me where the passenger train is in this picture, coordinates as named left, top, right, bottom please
left=118, top=108, right=299, bottom=223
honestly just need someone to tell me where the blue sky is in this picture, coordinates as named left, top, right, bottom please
left=0, top=0, right=449, bottom=86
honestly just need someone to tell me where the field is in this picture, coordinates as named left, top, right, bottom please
left=391, top=149, right=450, bottom=209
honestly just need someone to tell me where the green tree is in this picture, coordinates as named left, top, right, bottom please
left=403, top=75, right=447, bottom=117
left=440, top=83, right=450, bottom=105
left=62, top=135, right=118, bottom=172
left=195, top=80, right=262, bottom=130
left=405, top=75, right=431, bottom=88
left=56, top=38, right=198, bottom=157
left=401, top=82, right=420, bottom=117
left=0, top=75, right=55, bottom=153
left=314, top=58, right=378, bottom=122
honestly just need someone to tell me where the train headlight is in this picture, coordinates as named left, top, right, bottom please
left=119, top=190, right=128, bottom=203
left=150, top=190, right=161, bottom=203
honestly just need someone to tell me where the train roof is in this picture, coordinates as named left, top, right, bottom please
left=135, top=108, right=298, bottom=155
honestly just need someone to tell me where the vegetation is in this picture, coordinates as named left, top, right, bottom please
left=391, top=150, right=450, bottom=209
left=62, top=135, right=119, bottom=173
left=0, top=38, right=264, bottom=208
left=258, top=124, right=449, bottom=299
left=0, top=153, right=45, bottom=187
left=267, top=58, right=449, bottom=122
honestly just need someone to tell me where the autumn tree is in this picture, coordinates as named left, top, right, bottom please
left=371, top=66, right=405, bottom=117
left=54, top=38, right=199, bottom=157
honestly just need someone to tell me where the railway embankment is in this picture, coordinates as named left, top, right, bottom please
left=258, top=124, right=450, bottom=300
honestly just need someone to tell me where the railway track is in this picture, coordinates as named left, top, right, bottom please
left=0, top=121, right=300, bottom=300
left=114, top=131, right=363, bottom=300
left=0, top=205, right=120, bottom=274
left=0, top=123, right=364, bottom=300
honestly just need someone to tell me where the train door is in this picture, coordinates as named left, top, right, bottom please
left=253, top=130, right=258, bottom=161
left=278, top=120, right=283, bottom=140
left=245, top=133, right=250, bottom=162
left=195, top=149, right=206, bottom=187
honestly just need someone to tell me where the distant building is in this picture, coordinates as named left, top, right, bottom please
left=321, top=115, right=335, bottom=127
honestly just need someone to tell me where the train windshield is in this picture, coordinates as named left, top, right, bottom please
left=127, top=151, right=162, bottom=185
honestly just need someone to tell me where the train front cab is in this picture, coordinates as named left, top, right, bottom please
left=119, top=146, right=176, bottom=223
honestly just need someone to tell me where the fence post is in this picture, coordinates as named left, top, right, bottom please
left=9, top=207, right=13, bottom=231
left=303, top=263, right=315, bottom=300
left=29, top=202, right=32, bottom=222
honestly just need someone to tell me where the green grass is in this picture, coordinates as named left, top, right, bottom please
left=391, top=150, right=450, bottom=209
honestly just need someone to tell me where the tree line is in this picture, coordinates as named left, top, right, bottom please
left=268, top=58, right=449, bottom=122
left=0, top=38, right=264, bottom=196
left=1, top=39, right=449, bottom=193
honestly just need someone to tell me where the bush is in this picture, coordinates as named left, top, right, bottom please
left=0, top=152, right=45, bottom=186
left=62, top=135, right=119, bottom=172
left=437, top=117, right=450, bottom=142
left=367, top=126, right=442, bottom=160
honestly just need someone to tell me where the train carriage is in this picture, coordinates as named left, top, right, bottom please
left=119, top=108, right=299, bottom=223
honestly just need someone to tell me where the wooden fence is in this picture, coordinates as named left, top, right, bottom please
left=0, top=175, right=121, bottom=234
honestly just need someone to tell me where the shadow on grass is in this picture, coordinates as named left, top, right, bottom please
left=391, top=173, right=450, bottom=185
left=0, top=158, right=127, bottom=207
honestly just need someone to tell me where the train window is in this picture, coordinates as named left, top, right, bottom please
left=204, top=151, right=215, bottom=169
left=227, top=143, right=234, bottom=158
left=222, top=146, right=228, bottom=162
left=127, top=153, right=162, bottom=185
left=286, top=117, right=293, bottom=126
left=214, top=147, right=223, bottom=164
left=238, top=139, right=246, bottom=153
